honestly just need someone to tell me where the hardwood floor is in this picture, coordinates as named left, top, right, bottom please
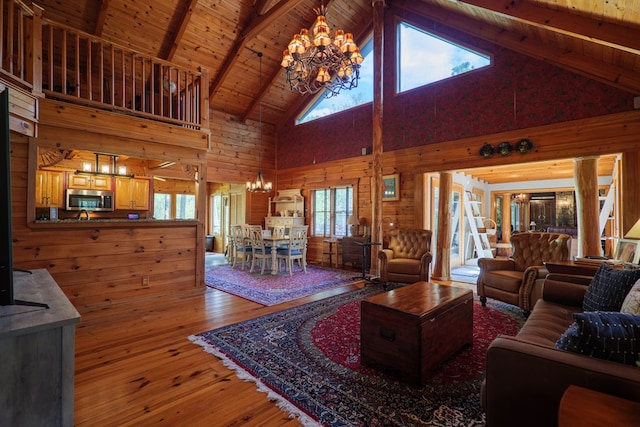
left=73, top=255, right=474, bottom=426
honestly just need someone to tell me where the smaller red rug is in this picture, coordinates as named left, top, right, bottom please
left=204, top=264, right=359, bottom=306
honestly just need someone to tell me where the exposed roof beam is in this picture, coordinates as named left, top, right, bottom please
left=93, top=0, right=109, bottom=37
left=208, top=0, right=306, bottom=99
left=163, top=0, right=198, bottom=61
left=454, top=0, right=640, bottom=56
left=402, top=1, right=640, bottom=94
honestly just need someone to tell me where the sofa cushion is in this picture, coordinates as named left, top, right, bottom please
left=621, top=279, right=640, bottom=315
left=582, top=263, right=640, bottom=312
left=387, top=258, right=421, bottom=275
left=555, top=311, right=640, bottom=366
left=516, top=299, right=579, bottom=346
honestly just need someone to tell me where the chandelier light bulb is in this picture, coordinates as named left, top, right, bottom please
left=281, top=3, right=362, bottom=97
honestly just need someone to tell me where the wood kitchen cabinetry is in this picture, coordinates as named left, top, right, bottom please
left=68, top=173, right=112, bottom=190
left=35, top=169, right=64, bottom=207
left=115, top=177, right=150, bottom=210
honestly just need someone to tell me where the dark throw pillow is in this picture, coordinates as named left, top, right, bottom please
left=582, top=263, right=640, bottom=312
left=555, top=311, right=640, bottom=366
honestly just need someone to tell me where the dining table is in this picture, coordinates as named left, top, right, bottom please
left=262, top=235, right=291, bottom=275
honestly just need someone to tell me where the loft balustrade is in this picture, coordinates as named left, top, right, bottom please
left=1, top=0, right=208, bottom=130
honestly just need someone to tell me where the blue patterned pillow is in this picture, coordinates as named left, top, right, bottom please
left=555, top=312, right=640, bottom=366
left=582, top=263, right=640, bottom=312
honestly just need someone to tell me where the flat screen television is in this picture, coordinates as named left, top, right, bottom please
left=0, top=88, right=14, bottom=305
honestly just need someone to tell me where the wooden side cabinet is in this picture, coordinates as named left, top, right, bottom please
left=115, top=177, right=150, bottom=210
left=35, top=169, right=65, bottom=208
left=342, top=236, right=371, bottom=269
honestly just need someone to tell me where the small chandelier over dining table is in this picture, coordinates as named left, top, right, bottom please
left=281, top=2, right=364, bottom=97
left=246, top=52, right=273, bottom=193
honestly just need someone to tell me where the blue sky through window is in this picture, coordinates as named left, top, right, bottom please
left=296, top=22, right=491, bottom=124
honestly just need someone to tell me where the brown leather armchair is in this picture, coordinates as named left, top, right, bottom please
left=378, top=228, right=432, bottom=284
left=477, top=232, right=571, bottom=311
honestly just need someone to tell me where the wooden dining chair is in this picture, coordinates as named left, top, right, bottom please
left=247, top=225, right=273, bottom=275
left=230, top=225, right=252, bottom=270
left=277, top=225, right=308, bottom=276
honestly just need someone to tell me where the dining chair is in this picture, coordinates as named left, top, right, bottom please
left=230, top=225, right=252, bottom=270
left=248, top=225, right=273, bottom=275
left=277, top=225, right=308, bottom=276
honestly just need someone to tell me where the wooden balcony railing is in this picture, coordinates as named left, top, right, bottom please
left=0, top=0, right=208, bottom=130
left=0, top=0, right=42, bottom=92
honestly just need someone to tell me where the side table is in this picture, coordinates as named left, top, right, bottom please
left=353, top=240, right=381, bottom=282
left=322, top=238, right=338, bottom=268
left=558, top=385, right=640, bottom=427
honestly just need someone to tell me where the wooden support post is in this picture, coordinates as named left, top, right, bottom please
left=502, top=193, right=512, bottom=244
left=431, top=171, right=452, bottom=281
left=370, top=0, right=385, bottom=276
left=575, top=156, right=601, bottom=257
left=621, top=151, right=640, bottom=235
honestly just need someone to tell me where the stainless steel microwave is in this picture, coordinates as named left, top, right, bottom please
left=66, top=189, right=114, bottom=211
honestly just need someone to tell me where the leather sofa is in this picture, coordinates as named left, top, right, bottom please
left=482, top=275, right=640, bottom=427
left=378, top=228, right=432, bottom=284
left=546, top=226, right=578, bottom=258
left=477, top=232, right=572, bottom=311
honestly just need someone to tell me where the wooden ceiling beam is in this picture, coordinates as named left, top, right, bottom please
left=402, top=0, right=640, bottom=94
left=208, top=0, right=306, bottom=99
left=163, top=0, right=198, bottom=61
left=453, top=0, right=640, bottom=56
left=93, top=0, right=109, bottom=37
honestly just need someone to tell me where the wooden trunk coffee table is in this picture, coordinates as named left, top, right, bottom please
left=360, top=281, right=473, bottom=387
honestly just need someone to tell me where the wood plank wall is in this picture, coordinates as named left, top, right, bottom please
left=277, top=110, right=640, bottom=264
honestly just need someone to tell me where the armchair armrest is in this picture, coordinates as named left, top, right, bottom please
left=419, top=252, right=433, bottom=281
left=378, top=249, right=394, bottom=282
left=519, top=265, right=548, bottom=310
left=484, top=336, right=640, bottom=427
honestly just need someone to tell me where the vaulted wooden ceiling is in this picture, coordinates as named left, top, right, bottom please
left=34, top=0, right=639, bottom=181
left=35, top=0, right=640, bottom=127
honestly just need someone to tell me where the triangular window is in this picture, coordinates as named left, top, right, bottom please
left=297, top=35, right=374, bottom=125
left=397, top=22, right=491, bottom=93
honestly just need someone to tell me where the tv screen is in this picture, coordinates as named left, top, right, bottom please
left=0, top=88, right=13, bottom=305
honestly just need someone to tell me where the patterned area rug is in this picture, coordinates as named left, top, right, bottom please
left=204, top=264, right=359, bottom=306
left=190, top=284, right=526, bottom=426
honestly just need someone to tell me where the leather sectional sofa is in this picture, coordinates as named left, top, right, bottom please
left=481, top=273, right=640, bottom=427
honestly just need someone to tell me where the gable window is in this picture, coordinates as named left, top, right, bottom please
left=312, top=186, right=354, bottom=238
left=397, top=21, right=491, bottom=93
left=297, top=35, right=374, bottom=125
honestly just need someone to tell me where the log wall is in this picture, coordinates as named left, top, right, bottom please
left=278, top=110, right=640, bottom=264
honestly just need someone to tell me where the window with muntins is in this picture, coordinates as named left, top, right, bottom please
left=312, top=187, right=354, bottom=238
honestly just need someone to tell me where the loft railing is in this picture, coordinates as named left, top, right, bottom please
left=0, top=0, right=208, bottom=129
left=41, top=18, right=208, bottom=129
left=0, top=0, right=43, bottom=92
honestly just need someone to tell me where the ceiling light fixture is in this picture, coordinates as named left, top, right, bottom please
left=246, top=52, right=273, bottom=193
left=281, top=2, right=364, bottom=97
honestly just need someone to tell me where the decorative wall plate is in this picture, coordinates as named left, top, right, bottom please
left=479, top=143, right=494, bottom=158
left=516, top=138, right=533, bottom=154
left=497, top=142, right=512, bottom=156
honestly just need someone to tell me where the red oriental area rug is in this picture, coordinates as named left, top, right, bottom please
left=204, top=264, right=359, bottom=306
left=190, top=284, right=526, bottom=426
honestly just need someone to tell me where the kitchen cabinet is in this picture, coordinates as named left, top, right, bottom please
left=115, top=177, right=150, bottom=210
left=68, top=173, right=112, bottom=190
left=35, top=169, right=64, bottom=208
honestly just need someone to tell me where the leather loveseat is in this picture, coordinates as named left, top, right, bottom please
left=482, top=274, right=640, bottom=427
left=378, top=228, right=432, bottom=284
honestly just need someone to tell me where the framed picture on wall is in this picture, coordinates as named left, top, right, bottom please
left=383, top=174, right=400, bottom=201
left=614, top=239, right=640, bottom=264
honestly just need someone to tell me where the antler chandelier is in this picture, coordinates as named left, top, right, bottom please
left=281, top=3, right=364, bottom=97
